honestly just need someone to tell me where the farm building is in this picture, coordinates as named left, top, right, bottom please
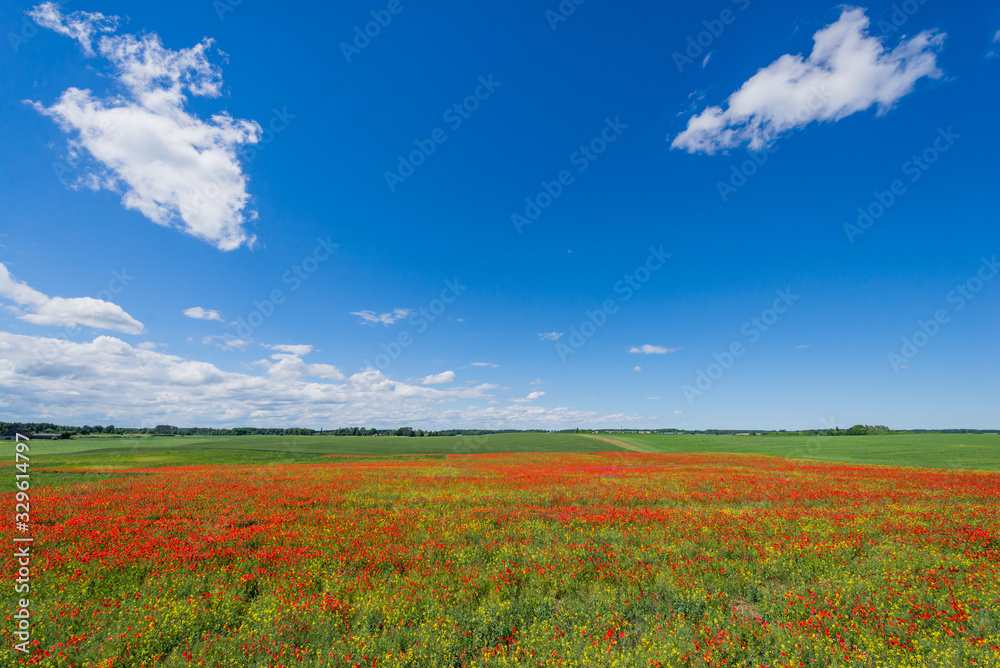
left=1, top=430, right=62, bottom=441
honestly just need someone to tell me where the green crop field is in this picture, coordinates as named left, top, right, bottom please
left=597, top=432, right=1000, bottom=471
left=7, top=430, right=997, bottom=475
left=17, top=432, right=621, bottom=472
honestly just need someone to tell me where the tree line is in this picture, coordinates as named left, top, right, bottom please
left=4, top=422, right=995, bottom=438
left=0, top=423, right=550, bottom=438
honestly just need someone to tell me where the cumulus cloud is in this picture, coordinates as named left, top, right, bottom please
left=350, top=308, right=412, bottom=325
left=629, top=344, right=680, bottom=355
left=672, top=7, right=945, bottom=153
left=202, top=335, right=249, bottom=351
left=418, top=370, right=456, bottom=385
left=470, top=362, right=499, bottom=368
left=0, top=262, right=143, bottom=334
left=510, top=390, right=545, bottom=403
left=0, top=331, right=641, bottom=427
left=266, top=343, right=314, bottom=356
left=183, top=306, right=222, bottom=321
left=255, top=345, right=345, bottom=381
left=538, top=331, right=563, bottom=341
left=633, top=366, right=642, bottom=372
left=26, top=3, right=261, bottom=250
left=28, top=1, right=118, bottom=55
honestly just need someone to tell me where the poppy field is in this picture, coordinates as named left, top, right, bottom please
left=3, top=451, right=999, bottom=667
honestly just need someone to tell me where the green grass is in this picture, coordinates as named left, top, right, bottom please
left=603, top=432, right=1000, bottom=471
left=2, top=469, right=148, bottom=492
left=11, top=432, right=622, bottom=470
left=6, top=431, right=998, bottom=471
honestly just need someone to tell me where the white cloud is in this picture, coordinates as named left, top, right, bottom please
left=470, top=362, right=499, bottom=368
left=529, top=378, right=543, bottom=385
left=27, top=3, right=261, bottom=251
left=183, top=306, right=222, bottom=321
left=202, top=335, right=249, bottom=351
left=418, top=370, right=455, bottom=385
left=263, top=357, right=344, bottom=381
left=674, top=410, right=683, bottom=414
left=255, top=345, right=344, bottom=380
left=510, top=390, right=545, bottom=403
left=136, top=341, right=166, bottom=350
left=350, top=308, right=412, bottom=326
left=672, top=7, right=945, bottom=154
left=633, top=366, right=642, bottom=372
left=28, top=1, right=118, bottom=56
left=0, top=262, right=143, bottom=334
left=629, top=344, right=681, bottom=355
left=0, top=330, right=641, bottom=427
left=538, top=331, right=563, bottom=341
left=265, top=343, right=314, bottom=356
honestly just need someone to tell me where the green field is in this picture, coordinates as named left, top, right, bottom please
left=17, top=432, right=619, bottom=472
left=601, top=431, right=1000, bottom=470
left=9, top=431, right=998, bottom=477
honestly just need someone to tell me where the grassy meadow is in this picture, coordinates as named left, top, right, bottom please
left=11, top=430, right=999, bottom=474
left=598, top=432, right=1000, bottom=471
left=2, top=448, right=998, bottom=666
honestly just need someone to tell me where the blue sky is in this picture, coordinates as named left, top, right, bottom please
left=1, top=0, right=997, bottom=429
